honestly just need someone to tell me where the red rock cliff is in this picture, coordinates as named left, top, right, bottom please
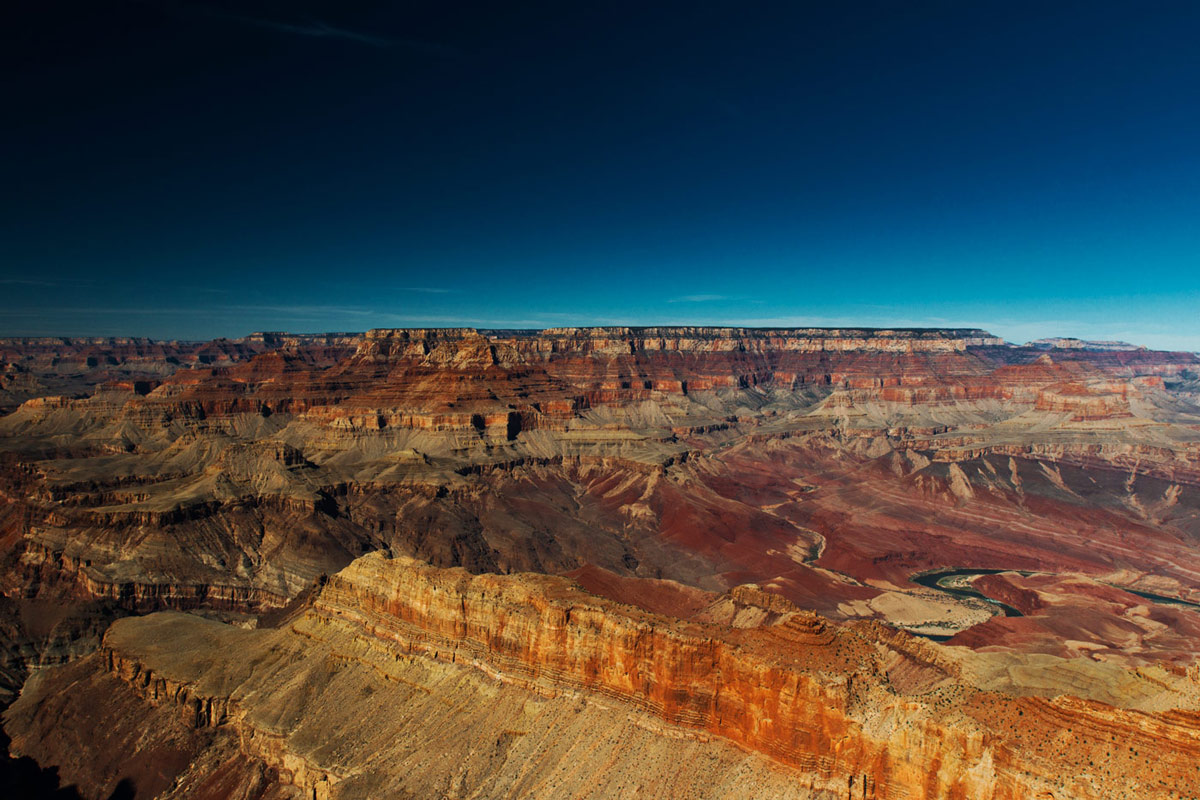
left=303, top=553, right=1200, bottom=800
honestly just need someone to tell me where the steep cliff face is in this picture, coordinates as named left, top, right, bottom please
left=8, top=553, right=1200, bottom=800
left=306, top=554, right=1200, bottom=799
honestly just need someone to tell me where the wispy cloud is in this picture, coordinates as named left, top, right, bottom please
left=220, top=304, right=378, bottom=316
left=667, top=294, right=727, bottom=303
left=180, top=3, right=459, bottom=55
left=0, top=307, right=187, bottom=316
left=0, top=278, right=58, bottom=287
left=524, top=311, right=640, bottom=326
left=184, top=285, right=233, bottom=294
left=376, top=313, right=548, bottom=327
left=0, top=304, right=378, bottom=318
left=224, top=15, right=394, bottom=47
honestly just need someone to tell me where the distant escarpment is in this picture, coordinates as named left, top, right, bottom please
left=0, top=332, right=358, bottom=414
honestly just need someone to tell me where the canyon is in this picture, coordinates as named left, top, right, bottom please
left=3, top=326, right=1200, bottom=798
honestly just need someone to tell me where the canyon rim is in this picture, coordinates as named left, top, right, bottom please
left=2, top=327, right=1200, bottom=798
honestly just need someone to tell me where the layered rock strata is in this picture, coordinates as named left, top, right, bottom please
left=3, top=327, right=1200, bottom=669
left=8, top=553, right=1200, bottom=799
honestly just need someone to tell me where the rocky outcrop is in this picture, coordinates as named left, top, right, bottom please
left=9, top=553, right=1200, bottom=799
left=1030, top=338, right=1147, bottom=351
left=302, top=554, right=1200, bottom=799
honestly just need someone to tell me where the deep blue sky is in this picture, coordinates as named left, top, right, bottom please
left=3, top=1, right=1199, bottom=348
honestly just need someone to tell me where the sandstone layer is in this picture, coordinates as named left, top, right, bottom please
left=9, top=553, right=1200, bottom=800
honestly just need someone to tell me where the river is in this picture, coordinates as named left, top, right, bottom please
left=910, top=567, right=1200, bottom=641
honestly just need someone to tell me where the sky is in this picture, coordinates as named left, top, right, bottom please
left=3, top=1, right=1200, bottom=348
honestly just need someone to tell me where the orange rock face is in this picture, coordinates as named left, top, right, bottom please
left=10, top=553, right=1200, bottom=799
left=302, top=554, right=1200, bottom=799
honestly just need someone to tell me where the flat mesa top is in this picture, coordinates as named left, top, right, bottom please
left=364, top=326, right=1002, bottom=340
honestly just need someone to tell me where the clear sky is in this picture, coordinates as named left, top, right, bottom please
left=3, top=1, right=1199, bottom=348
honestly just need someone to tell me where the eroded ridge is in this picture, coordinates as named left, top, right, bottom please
left=292, top=553, right=1200, bottom=799
left=9, top=552, right=1200, bottom=799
